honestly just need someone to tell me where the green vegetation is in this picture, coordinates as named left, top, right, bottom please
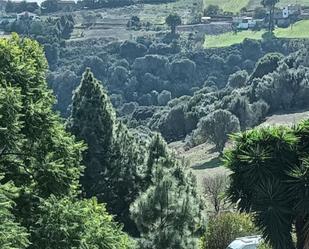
left=205, top=30, right=264, bottom=48
left=131, top=135, right=204, bottom=249
left=165, top=13, right=182, bottom=35
left=250, top=0, right=309, bottom=9
left=0, top=35, right=132, bottom=248
left=191, top=109, right=240, bottom=152
left=224, top=121, right=309, bottom=248
left=203, top=0, right=250, bottom=13
left=68, top=69, right=143, bottom=234
left=275, top=20, right=309, bottom=38
left=205, top=20, right=309, bottom=48
left=203, top=0, right=309, bottom=13
left=2, top=0, right=309, bottom=246
left=201, top=213, right=257, bottom=249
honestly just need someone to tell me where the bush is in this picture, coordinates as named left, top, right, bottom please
left=170, top=59, right=196, bottom=81
left=200, top=213, right=258, bottom=249
left=32, top=196, right=133, bottom=249
left=191, top=109, right=240, bottom=152
left=204, top=5, right=220, bottom=16
left=120, top=40, right=147, bottom=60
left=251, top=52, right=284, bottom=79
left=157, top=90, right=171, bottom=106
left=227, top=70, right=248, bottom=88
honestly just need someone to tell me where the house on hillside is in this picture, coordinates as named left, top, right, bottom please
left=16, top=11, right=39, bottom=20
left=233, top=16, right=257, bottom=30
left=282, top=5, right=301, bottom=18
left=273, top=5, right=301, bottom=27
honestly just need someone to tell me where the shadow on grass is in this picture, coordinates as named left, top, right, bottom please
left=192, top=157, right=222, bottom=170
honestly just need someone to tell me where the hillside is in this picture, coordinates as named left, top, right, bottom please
left=171, top=109, right=309, bottom=190
left=204, top=0, right=309, bottom=12
left=69, top=0, right=201, bottom=41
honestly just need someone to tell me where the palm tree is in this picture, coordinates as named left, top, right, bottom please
left=261, top=0, right=280, bottom=32
left=165, top=13, right=181, bottom=35
left=224, top=121, right=309, bottom=249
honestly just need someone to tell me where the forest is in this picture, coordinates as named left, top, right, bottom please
left=1, top=0, right=309, bottom=248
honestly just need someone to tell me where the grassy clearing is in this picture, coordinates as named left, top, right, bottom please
left=204, top=30, right=264, bottom=48
left=204, top=20, right=309, bottom=48
left=169, top=141, right=227, bottom=192
left=203, top=0, right=250, bottom=13
left=275, top=20, right=309, bottom=38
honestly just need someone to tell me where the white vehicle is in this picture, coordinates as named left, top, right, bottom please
left=226, top=236, right=262, bottom=249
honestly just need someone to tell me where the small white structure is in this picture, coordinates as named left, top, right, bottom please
left=16, top=11, right=39, bottom=20
left=226, top=236, right=262, bottom=249
left=201, top=16, right=211, bottom=24
left=234, top=17, right=256, bottom=30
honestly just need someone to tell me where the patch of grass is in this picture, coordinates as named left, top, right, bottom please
left=192, top=157, right=221, bottom=170
left=204, top=0, right=250, bottom=13
left=204, top=30, right=264, bottom=48
left=204, top=20, right=309, bottom=48
left=275, top=20, right=309, bottom=38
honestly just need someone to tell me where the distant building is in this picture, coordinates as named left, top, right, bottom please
left=201, top=16, right=211, bottom=24
left=282, top=5, right=301, bottom=18
left=16, top=11, right=39, bottom=20
left=233, top=16, right=257, bottom=30
left=273, top=5, right=301, bottom=27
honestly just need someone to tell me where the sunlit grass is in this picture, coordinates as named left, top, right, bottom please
left=203, top=0, right=250, bottom=13
left=204, top=20, right=309, bottom=48
left=204, top=30, right=264, bottom=48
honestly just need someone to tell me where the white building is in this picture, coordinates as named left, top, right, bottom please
left=234, top=17, right=256, bottom=30
left=16, top=11, right=39, bottom=20
left=282, top=5, right=301, bottom=18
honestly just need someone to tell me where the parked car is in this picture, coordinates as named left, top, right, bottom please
left=226, top=236, right=262, bottom=249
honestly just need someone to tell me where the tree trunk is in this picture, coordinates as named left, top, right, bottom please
left=296, top=215, right=307, bottom=249
left=171, top=26, right=176, bottom=35
left=271, top=5, right=275, bottom=31
left=268, top=8, right=272, bottom=32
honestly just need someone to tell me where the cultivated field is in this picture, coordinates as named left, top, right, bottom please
left=204, top=20, right=309, bottom=48
left=69, top=0, right=202, bottom=41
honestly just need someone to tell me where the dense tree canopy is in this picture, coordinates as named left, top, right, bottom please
left=0, top=35, right=132, bottom=248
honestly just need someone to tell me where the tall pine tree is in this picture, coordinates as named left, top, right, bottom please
left=131, top=134, right=205, bottom=249
left=69, top=69, right=143, bottom=234
left=68, top=68, right=115, bottom=198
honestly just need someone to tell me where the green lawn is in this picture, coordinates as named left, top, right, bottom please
left=204, top=20, right=309, bottom=48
